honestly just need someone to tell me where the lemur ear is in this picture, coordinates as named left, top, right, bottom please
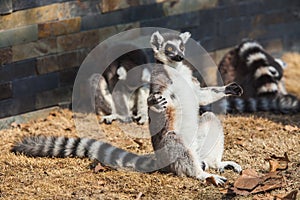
left=275, top=58, right=287, bottom=69
left=179, top=32, right=191, bottom=44
left=117, top=66, right=127, bottom=80
left=150, top=31, right=164, bottom=52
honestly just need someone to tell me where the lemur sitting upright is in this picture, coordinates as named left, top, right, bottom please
left=11, top=31, right=242, bottom=186
left=89, top=46, right=151, bottom=124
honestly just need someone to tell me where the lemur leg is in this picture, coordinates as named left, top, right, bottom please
left=89, top=74, right=116, bottom=121
left=161, top=131, right=228, bottom=186
left=134, top=86, right=150, bottom=124
left=196, top=112, right=242, bottom=173
left=99, top=66, right=132, bottom=124
left=198, top=82, right=243, bottom=106
left=89, top=74, right=118, bottom=124
left=111, top=89, right=132, bottom=123
left=134, top=67, right=151, bottom=124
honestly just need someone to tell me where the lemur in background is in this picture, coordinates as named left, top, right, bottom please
left=89, top=47, right=151, bottom=124
left=12, top=31, right=243, bottom=186
left=201, top=40, right=300, bottom=114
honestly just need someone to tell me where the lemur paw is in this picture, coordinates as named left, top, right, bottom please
left=100, top=114, right=117, bottom=124
left=206, top=175, right=227, bottom=187
left=218, top=161, right=242, bottom=174
left=147, top=93, right=167, bottom=112
left=137, top=115, right=148, bottom=125
left=133, top=114, right=148, bottom=125
left=225, top=82, right=243, bottom=96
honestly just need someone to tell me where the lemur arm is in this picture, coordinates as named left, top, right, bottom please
left=197, top=83, right=243, bottom=106
left=147, top=66, right=171, bottom=112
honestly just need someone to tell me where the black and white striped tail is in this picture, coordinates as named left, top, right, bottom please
left=200, top=94, right=300, bottom=114
left=11, top=136, right=156, bottom=172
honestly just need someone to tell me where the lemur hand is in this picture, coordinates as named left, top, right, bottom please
left=225, top=82, right=243, bottom=96
left=147, top=92, right=167, bottom=112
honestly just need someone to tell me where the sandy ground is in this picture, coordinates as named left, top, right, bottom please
left=0, top=53, right=299, bottom=200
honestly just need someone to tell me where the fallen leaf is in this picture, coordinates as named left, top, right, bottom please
left=270, top=152, right=290, bottom=162
left=230, top=169, right=285, bottom=196
left=268, top=160, right=289, bottom=172
left=234, top=169, right=262, bottom=190
left=231, top=187, right=251, bottom=196
left=219, top=187, right=240, bottom=195
left=94, top=162, right=110, bottom=173
left=266, top=153, right=290, bottom=172
left=262, top=172, right=281, bottom=180
left=275, top=190, right=298, bottom=200
left=251, top=178, right=284, bottom=194
left=253, top=193, right=275, bottom=200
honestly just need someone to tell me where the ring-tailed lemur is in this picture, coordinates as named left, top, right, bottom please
left=201, top=40, right=300, bottom=114
left=89, top=47, right=151, bottom=124
left=11, top=31, right=242, bottom=186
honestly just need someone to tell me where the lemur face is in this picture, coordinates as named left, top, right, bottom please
left=253, top=60, right=284, bottom=81
left=238, top=40, right=285, bottom=81
left=150, top=31, right=191, bottom=65
left=164, top=42, right=185, bottom=61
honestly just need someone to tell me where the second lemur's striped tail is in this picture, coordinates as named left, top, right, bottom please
left=200, top=94, right=300, bottom=114
left=11, top=136, right=156, bottom=172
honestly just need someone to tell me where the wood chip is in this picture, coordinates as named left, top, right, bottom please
left=135, top=192, right=143, bottom=200
left=283, top=125, right=298, bottom=132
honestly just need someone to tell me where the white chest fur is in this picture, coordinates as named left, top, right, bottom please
left=162, top=63, right=200, bottom=147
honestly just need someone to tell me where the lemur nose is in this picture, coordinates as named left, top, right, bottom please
left=172, top=54, right=184, bottom=61
left=177, top=55, right=184, bottom=61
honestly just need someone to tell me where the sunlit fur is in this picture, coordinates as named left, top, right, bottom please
left=148, top=31, right=242, bottom=185
left=11, top=32, right=242, bottom=187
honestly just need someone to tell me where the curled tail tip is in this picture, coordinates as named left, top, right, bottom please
left=10, top=137, right=30, bottom=154
left=10, top=145, right=19, bottom=154
left=10, top=137, right=39, bottom=156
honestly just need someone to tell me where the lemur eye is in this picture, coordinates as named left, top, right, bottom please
left=167, top=46, right=173, bottom=51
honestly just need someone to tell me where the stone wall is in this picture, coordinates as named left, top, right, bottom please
left=0, top=0, right=299, bottom=118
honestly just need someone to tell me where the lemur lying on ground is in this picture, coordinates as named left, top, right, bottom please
left=201, top=40, right=300, bottom=114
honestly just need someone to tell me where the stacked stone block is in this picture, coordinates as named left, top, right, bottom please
left=0, top=0, right=299, bottom=118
